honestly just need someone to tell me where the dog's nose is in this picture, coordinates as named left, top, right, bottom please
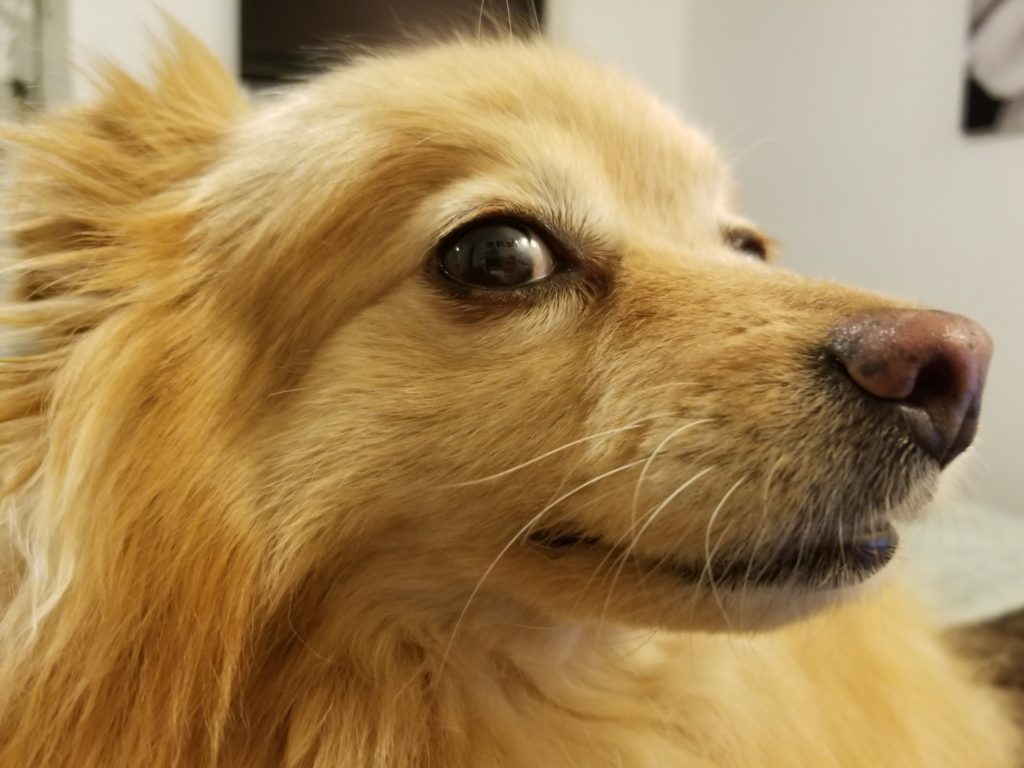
left=829, top=309, right=993, bottom=466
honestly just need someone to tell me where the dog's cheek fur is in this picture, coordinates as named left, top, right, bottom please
left=250, top=253, right=919, bottom=633
left=257, top=280, right=601, bottom=560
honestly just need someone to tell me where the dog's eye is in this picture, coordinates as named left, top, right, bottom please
left=726, top=228, right=769, bottom=261
left=440, top=221, right=556, bottom=288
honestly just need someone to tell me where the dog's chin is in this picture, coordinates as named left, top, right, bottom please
left=531, top=515, right=898, bottom=586
left=497, top=466, right=942, bottom=632
left=517, top=490, right=925, bottom=632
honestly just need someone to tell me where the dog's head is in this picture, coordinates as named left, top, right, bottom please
left=5, top=33, right=990, bottom=637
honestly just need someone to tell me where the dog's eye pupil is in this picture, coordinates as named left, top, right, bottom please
left=441, top=222, right=555, bottom=288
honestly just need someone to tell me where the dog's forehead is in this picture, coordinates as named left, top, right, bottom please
left=211, top=38, right=736, bottom=278
left=309, top=39, right=729, bottom=217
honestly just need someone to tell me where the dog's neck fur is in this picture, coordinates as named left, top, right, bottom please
left=3, top=530, right=1020, bottom=768
left=1, top=498, right=708, bottom=767
left=4, top=551, right=710, bottom=766
left=226, top=576, right=1021, bottom=768
left=229, top=578, right=710, bottom=768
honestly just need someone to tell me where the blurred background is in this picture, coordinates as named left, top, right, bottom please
left=2, top=0, right=1021, bottom=622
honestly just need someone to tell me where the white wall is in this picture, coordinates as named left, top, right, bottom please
left=551, top=0, right=1023, bottom=513
left=60, top=0, right=238, bottom=101
left=54, top=1, right=1021, bottom=512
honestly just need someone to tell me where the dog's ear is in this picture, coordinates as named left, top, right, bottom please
left=3, top=23, right=247, bottom=301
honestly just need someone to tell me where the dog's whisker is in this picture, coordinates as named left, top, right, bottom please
left=634, top=479, right=731, bottom=594
left=596, top=466, right=714, bottom=632
left=436, top=456, right=647, bottom=688
left=476, top=0, right=486, bottom=37
left=587, top=451, right=717, bottom=621
left=724, top=136, right=780, bottom=169
left=446, top=412, right=676, bottom=487
left=572, top=521, right=642, bottom=617
left=624, top=466, right=715, bottom=563
left=266, top=387, right=309, bottom=399
left=412, top=131, right=450, bottom=149
left=836, top=506, right=848, bottom=584
left=597, top=446, right=717, bottom=576
left=702, top=476, right=747, bottom=630
left=527, top=0, right=541, bottom=33
left=629, top=419, right=712, bottom=531
left=747, top=457, right=812, bottom=590
left=622, top=381, right=689, bottom=399
left=738, top=454, right=785, bottom=625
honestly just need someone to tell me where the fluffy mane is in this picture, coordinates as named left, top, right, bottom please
left=0, top=30, right=263, bottom=765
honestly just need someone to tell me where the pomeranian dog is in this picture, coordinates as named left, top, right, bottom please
left=0, top=26, right=1018, bottom=768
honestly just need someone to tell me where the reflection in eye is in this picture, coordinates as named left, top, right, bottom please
left=441, top=222, right=556, bottom=288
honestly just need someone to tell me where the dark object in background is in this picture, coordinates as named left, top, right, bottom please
left=952, top=608, right=1024, bottom=729
left=963, top=0, right=1024, bottom=135
left=241, top=0, right=543, bottom=84
left=964, top=76, right=1004, bottom=131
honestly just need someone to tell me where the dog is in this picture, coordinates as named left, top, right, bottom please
left=0, top=26, right=1019, bottom=767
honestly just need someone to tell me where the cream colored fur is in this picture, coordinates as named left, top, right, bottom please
left=0, top=28, right=1018, bottom=767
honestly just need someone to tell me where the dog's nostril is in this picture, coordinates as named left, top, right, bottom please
left=907, top=357, right=956, bottom=408
left=829, top=309, right=993, bottom=467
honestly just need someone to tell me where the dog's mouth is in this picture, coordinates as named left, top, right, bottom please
left=528, top=518, right=898, bottom=591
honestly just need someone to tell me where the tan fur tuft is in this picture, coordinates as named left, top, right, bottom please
left=0, top=29, right=251, bottom=766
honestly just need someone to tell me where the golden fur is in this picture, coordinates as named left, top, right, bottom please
left=0, top=28, right=1018, bottom=767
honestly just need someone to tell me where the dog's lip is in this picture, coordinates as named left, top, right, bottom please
left=528, top=519, right=898, bottom=590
